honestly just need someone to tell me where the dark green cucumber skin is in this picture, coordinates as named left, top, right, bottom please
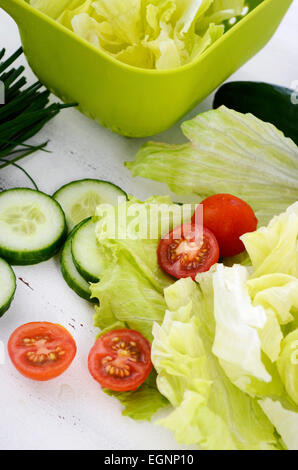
left=0, top=262, right=16, bottom=317
left=71, top=218, right=100, bottom=284
left=61, top=260, right=96, bottom=303
left=0, top=293, right=15, bottom=317
left=60, top=220, right=98, bottom=303
left=0, top=188, right=67, bottom=266
left=213, top=82, right=298, bottom=145
left=72, top=257, right=100, bottom=284
left=0, top=230, right=67, bottom=266
left=53, top=179, right=128, bottom=201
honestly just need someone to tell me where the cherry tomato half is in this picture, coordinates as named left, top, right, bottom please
left=88, top=329, right=152, bottom=392
left=8, top=322, right=77, bottom=381
left=157, top=223, right=219, bottom=280
left=192, top=194, right=258, bottom=257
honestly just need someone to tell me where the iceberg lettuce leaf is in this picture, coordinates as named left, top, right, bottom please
left=92, top=0, right=143, bottom=45
left=259, top=398, right=298, bottom=451
left=207, top=264, right=284, bottom=397
left=31, top=0, right=248, bottom=69
left=211, top=264, right=271, bottom=385
left=247, top=274, right=298, bottom=325
left=127, top=107, right=298, bottom=226
left=151, top=277, right=281, bottom=450
left=30, top=0, right=84, bottom=19
left=241, top=202, right=298, bottom=278
left=90, top=196, right=192, bottom=341
left=277, top=329, right=298, bottom=407
left=197, top=0, right=245, bottom=32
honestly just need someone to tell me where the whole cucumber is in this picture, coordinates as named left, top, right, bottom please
left=213, top=82, right=298, bottom=145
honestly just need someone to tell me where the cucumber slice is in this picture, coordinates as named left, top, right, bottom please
left=71, top=218, right=103, bottom=283
left=0, top=257, right=16, bottom=317
left=61, top=221, right=97, bottom=303
left=0, top=188, right=67, bottom=265
left=53, top=179, right=127, bottom=231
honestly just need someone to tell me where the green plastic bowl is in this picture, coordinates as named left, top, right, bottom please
left=0, top=0, right=293, bottom=137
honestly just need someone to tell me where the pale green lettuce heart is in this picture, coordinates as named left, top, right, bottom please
left=30, top=0, right=84, bottom=19
left=197, top=0, right=245, bottom=32
left=31, top=0, right=248, bottom=69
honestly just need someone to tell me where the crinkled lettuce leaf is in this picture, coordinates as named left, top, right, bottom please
left=211, top=264, right=271, bottom=385
left=31, top=0, right=246, bottom=69
left=203, top=264, right=284, bottom=398
left=90, top=196, right=192, bottom=342
left=277, top=329, right=298, bottom=407
left=92, top=0, right=143, bottom=45
left=241, top=202, right=298, bottom=278
left=197, top=0, right=245, bottom=32
left=247, top=274, right=298, bottom=325
left=246, top=273, right=298, bottom=361
left=259, top=398, right=298, bottom=451
left=206, top=206, right=298, bottom=448
left=127, top=107, right=298, bottom=226
left=241, top=204, right=298, bottom=363
left=151, top=277, right=281, bottom=450
left=90, top=196, right=191, bottom=420
left=30, top=0, right=84, bottom=19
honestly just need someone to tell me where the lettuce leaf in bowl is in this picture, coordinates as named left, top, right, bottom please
left=126, top=107, right=298, bottom=226
left=31, top=0, right=246, bottom=69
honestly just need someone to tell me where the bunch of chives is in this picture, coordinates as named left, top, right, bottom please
left=0, top=47, right=75, bottom=172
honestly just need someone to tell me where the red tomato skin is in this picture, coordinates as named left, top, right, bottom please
left=88, top=329, right=152, bottom=392
left=192, top=194, right=258, bottom=257
left=157, top=224, right=219, bottom=280
left=8, top=322, right=77, bottom=381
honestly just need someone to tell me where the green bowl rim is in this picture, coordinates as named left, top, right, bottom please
left=8, top=0, right=281, bottom=75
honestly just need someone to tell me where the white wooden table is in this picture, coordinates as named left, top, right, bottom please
left=0, top=3, right=297, bottom=450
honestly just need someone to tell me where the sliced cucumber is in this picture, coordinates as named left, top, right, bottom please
left=53, top=179, right=127, bottom=231
left=71, top=218, right=103, bottom=283
left=0, top=188, right=67, bottom=265
left=61, top=221, right=97, bottom=303
left=0, top=257, right=16, bottom=317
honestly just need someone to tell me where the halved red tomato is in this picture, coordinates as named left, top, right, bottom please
left=192, top=194, right=258, bottom=257
left=158, top=223, right=219, bottom=280
left=8, top=322, right=77, bottom=381
left=88, top=329, right=152, bottom=392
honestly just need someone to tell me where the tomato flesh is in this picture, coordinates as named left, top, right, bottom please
left=157, top=223, right=219, bottom=280
left=8, top=322, right=77, bottom=381
left=88, top=329, right=152, bottom=392
left=192, top=194, right=258, bottom=257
